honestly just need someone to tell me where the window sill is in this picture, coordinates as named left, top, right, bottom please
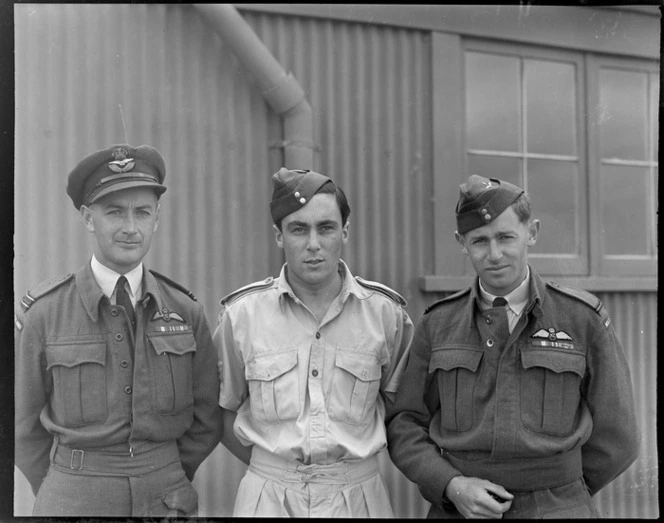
left=420, top=275, right=657, bottom=293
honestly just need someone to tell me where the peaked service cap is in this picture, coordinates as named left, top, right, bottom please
left=66, top=144, right=167, bottom=210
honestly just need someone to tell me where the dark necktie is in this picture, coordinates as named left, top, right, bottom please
left=115, top=275, right=136, bottom=331
left=493, top=297, right=508, bottom=307
left=492, top=296, right=510, bottom=334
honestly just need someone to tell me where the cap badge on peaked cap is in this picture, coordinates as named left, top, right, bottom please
left=108, top=147, right=136, bottom=173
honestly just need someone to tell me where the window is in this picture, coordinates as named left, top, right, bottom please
left=463, top=43, right=587, bottom=275
left=429, top=33, right=658, bottom=290
left=589, top=56, right=659, bottom=276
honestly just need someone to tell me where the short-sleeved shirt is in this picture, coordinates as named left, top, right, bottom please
left=215, top=260, right=414, bottom=465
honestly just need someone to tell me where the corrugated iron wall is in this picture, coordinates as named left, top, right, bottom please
left=592, top=292, right=659, bottom=518
left=14, top=4, right=657, bottom=518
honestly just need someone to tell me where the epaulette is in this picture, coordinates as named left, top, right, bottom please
left=220, top=277, right=274, bottom=307
left=355, top=276, right=407, bottom=307
left=546, top=281, right=603, bottom=314
left=20, top=273, right=74, bottom=312
left=424, top=287, right=471, bottom=314
left=149, top=270, right=197, bottom=301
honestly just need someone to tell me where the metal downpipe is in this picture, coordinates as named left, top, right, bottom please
left=192, top=3, right=316, bottom=169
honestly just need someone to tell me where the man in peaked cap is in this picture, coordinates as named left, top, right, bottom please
left=213, top=168, right=414, bottom=517
left=15, top=144, right=222, bottom=516
left=386, top=174, right=639, bottom=518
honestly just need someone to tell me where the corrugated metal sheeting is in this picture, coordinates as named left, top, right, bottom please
left=14, top=4, right=657, bottom=518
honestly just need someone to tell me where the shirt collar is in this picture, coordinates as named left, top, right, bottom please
left=277, top=259, right=365, bottom=304
left=479, top=266, right=530, bottom=315
left=90, top=254, right=143, bottom=299
left=78, top=259, right=163, bottom=322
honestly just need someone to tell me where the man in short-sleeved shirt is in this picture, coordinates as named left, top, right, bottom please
left=214, top=168, right=414, bottom=517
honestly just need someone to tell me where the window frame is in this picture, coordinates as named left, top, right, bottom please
left=425, top=31, right=657, bottom=293
left=586, top=53, right=659, bottom=278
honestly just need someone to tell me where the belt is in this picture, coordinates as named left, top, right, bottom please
left=441, top=447, right=583, bottom=491
left=250, top=446, right=380, bottom=486
left=51, top=439, right=181, bottom=476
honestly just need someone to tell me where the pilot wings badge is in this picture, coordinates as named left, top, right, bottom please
left=530, top=327, right=574, bottom=349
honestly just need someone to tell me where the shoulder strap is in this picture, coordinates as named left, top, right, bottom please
left=354, top=276, right=407, bottom=307
left=20, top=273, right=74, bottom=312
left=220, top=277, right=275, bottom=307
left=149, top=269, right=197, bottom=301
left=424, top=287, right=471, bottom=314
left=546, top=281, right=602, bottom=313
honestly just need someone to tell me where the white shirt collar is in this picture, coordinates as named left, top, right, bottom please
left=479, top=266, right=530, bottom=315
left=90, top=254, right=143, bottom=301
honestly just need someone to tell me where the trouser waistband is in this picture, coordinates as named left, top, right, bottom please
left=51, top=439, right=181, bottom=476
left=249, top=446, right=380, bottom=486
left=441, top=447, right=583, bottom=491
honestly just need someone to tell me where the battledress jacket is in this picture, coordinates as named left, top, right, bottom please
left=14, top=261, right=221, bottom=495
left=385, top=267, right=639, bottom=507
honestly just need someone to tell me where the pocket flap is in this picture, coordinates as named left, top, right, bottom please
left=148, top=333, right=197, bottom=357
left=429, top=348, right=483, bottom=373
left=246, top=350, right=298, bottom=381
left=46, top=342, right=106, bottom=370
left=520, top=348, right=586, bottom=376
left=335, top=350, right=381, bottom=381
left=162, top=483, right=198, bottom=515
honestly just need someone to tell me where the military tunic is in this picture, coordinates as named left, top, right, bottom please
left=15, top=261, right=221, bottom=516
left=386, top=267, right=639, bottom=518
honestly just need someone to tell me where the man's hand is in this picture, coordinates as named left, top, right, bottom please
left=444, top=476, right=514, bottom=518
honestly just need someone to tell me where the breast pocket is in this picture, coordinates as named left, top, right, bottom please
left=245, top=349, right=299, bottom=424
left=429, top=347, right=483, bottom=432
left=148, top=332, right=197, bottom=414
left=46, top=339, right=108, bottom=427
left=328, top=348, right=382, bottom=425
left=519, top=347, right=586, bottom=436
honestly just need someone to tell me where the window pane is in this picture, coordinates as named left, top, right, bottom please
left=525, top=59, right=577, bottom=156
left=465, top=52, right=520, bottom=152
left=527, top=159, right=579, bottom=255
left=601, top=165, right=649, bottom=255
left=599, top=68, right=648, bottom=160
left=466, top=154, right=522, bottom=188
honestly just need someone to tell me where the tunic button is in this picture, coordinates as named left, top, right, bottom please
left=115, top=333, right=124, bottom=342
left=120, top=360, right=129, bottom=368
left=124, top=386, right=132, bottom=394
left=111, top=309, right=119, bottom=317
left=315, top=332, right=321, bottom=339
left=487, top=339, right=494, bottom=347
left=312, top=369, right=318, bottom=377
left=486, top=317, right=492, bottom=324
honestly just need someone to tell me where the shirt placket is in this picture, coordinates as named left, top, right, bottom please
left=308, top=329, right=327, bottom=463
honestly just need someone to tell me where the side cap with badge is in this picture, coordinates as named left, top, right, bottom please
left=270, top=168, right=333, bottom=224
left=456, top=175, right=524, bottom=234
left=66, top=144, right=167, bottom=210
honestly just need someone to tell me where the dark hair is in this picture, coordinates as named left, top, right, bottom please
left=275, top=180, right=351, bottom=230
left=511, top=192, right=532, bottom=223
